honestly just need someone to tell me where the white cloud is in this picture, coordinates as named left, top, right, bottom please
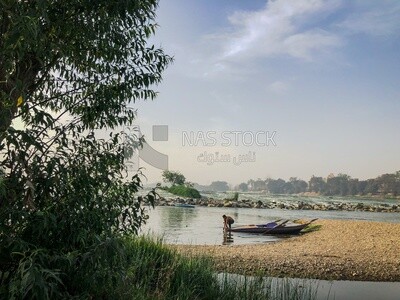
left=283, top=30, right=342, bottom=60
left=217, top=0, right=342, bottom=61
left=337, top=3, right=400, bottom=37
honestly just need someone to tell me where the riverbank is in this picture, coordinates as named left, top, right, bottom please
left=156, top=196, right=400, bottom=213
left=172, top=219, right=400, bottom=282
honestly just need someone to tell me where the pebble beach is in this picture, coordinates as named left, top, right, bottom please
left=173, top=219, right=400, bottom=282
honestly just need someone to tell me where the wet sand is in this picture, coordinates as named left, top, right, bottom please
left=172, top=219, right=400, bottom=281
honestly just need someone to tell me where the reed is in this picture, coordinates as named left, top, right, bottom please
left=119, top=236, right=318, bottom=300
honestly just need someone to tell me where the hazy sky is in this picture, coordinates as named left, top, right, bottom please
left=133, top=0, right=400, bottom=186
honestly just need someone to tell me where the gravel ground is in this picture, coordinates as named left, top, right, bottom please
left=172, top=219, right=400, bottom=281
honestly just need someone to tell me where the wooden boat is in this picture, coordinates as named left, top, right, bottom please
left=228, top=219, right=318, bottom=235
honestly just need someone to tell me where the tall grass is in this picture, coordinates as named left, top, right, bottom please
left=218, top=274, right=318, bottom=300
left=120, top=236, right=219, bottom=299
left=120, top=236, right=317, bottom=300
left=0, top=233, right=318, bottom=299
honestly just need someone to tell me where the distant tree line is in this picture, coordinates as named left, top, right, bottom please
left=234, top=171, right=400, bottom=197
left=193, top=181, right=230, bottom=192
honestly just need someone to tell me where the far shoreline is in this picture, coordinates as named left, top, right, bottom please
left=202, top=191, right=400, bottom=201
left=155, top=194, right=400, bottom=213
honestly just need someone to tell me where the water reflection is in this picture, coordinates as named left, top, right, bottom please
left=220, top=273, right=400, bottom=300
left=160, top=205, right=198, bottom=229
left=222, top=231, right=234, bottom=245
left=143, top=206, right=286, bottom=245
left=142, top=205, right=400, bottom=245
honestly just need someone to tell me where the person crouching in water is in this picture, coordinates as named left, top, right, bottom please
left=222, top=215, right=234, bottom=230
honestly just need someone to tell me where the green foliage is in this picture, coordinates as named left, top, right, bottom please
left=248, top=178, right=267, bottom=191
left=0, top=0, right=171, bottom=138
left=238, top=182, right=248, bottom=192
left=123, top=236, right=218, bottom=299
left=162, top=170, right=186, bottom=186
left=245, top=171, right=400, bottom=197
left=232, top=192, right=239, bottom=201
left=0, top=169, right=5, bottom=198
left=300, top=224, right=322, bottom=234
left=308, top=176, right=326, bottom=194
left=0, top=131, right=158, bottom=298
left=267, top=178, right=286, bottom=194
left=226, top=192, right=239, bottom=201
left=0, top=0, right=172, bottom=298
left=167, top=185, right=201, bottom=199
left=325, top=174, right=350, bottom=196
left=209, top=180, right=229, bottom=192
left=115, top=236, right=317, bottom=300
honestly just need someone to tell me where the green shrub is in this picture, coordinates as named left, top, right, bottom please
left=167, top=185, right=201, bottom=198
left=0, top=147, right=157, bottom=298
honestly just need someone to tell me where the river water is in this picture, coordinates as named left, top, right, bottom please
left=141, top=205, right=399, bottom=246
left=221, top=274, right=400, bottom=300
left=140, top=193, right=400, bottom=299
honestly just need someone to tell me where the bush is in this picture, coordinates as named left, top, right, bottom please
left=167, top=185, right=201, bottom=198
left=0, top=132, right=157, bottom=298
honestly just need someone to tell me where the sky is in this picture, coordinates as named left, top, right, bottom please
left=132, top=0, right=400, bottom=186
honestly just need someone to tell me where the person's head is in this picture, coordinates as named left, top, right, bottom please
left=222, top=214, right=226, bottom=219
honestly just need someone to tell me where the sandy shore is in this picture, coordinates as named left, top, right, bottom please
left=172, top=219, right=400, bottom=281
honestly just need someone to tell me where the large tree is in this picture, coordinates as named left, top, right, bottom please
left=0, top=0, right=170, bottom=137
left=266, top=178, right=286, bottom=194
left=238, top=182, right=248, bottom=192
left=325, top=174, right=350, bottom=196
left=0, top=1, right=172, bottom=298
left=309, top=176, right=326, bottom=194
left=162, top=170, right=186, bottom=186
left=209, top=181, right=229, bottom=192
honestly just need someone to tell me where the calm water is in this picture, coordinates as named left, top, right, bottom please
left=313, top=279, right=400, bottom=300
left=141, top=205, right=400, bottom=246
left=141, top=196, right=400, bottom=298
left=222, top=274, right=400, bottom=300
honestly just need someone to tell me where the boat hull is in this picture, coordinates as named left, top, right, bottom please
left=228, top=223, right=308, bottom=235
